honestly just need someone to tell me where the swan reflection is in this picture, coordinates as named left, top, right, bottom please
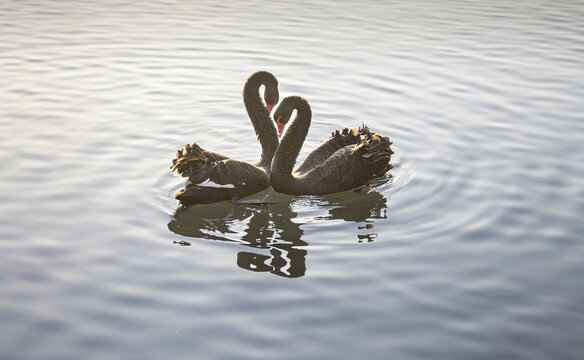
left=168, top=185, right=389, bottom=277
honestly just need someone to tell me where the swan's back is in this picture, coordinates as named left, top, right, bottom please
left=290, top=133, right=393, bottom=195
left=172, top=142, right=269, bottom=205
left=294, top=126, right=370, bottom=176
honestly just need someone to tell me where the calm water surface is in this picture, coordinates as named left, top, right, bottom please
left=1, top=1, right=584, bottom=359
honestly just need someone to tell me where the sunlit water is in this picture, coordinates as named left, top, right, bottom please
left=1, top=1, right=584, bottom=359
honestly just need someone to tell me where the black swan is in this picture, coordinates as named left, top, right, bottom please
left=171, top=71, right=279, bottom=205
left=270, top=96, right=393, bottom=195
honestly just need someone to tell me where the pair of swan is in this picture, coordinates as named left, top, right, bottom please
left=171, top=71, right=393, bottom=206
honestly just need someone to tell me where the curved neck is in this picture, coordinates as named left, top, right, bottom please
left=271, top=97, right=312, bottom=186
left=243, top=72, right=278, bottom=170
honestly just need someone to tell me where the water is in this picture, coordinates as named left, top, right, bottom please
left=1, top=0, right=584, bottom=359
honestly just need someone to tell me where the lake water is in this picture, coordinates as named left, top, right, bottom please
left=1, top=1, right=584, bottom=359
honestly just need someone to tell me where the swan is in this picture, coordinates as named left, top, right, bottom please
left=270, top=96, right=393, bottom=195
left=171, top=71, right=279, bottom=205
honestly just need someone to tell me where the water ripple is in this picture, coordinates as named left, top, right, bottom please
left=1, top=1, right=584, bottom=359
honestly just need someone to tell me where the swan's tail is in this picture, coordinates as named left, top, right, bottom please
left=171, top=143, right=229, bottom=177
left=337, top=124, right=392, bottom=177
left=172, top=157, right=215, bottom=182
left=330, top=125, right=371, bottom=145
left=172, top=143, right=203, bottom=175
left=170, top=143, right=215, bottom=182
left=359, top=133, right=393, bottom=178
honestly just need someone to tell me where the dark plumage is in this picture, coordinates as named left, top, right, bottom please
left=171, top=71, right=279, bottom=205
left=270, top=96, right=393, bottom=195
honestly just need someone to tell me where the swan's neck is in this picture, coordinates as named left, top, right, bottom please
left=271, top=98, right=312, bottom=189
left=243, top=74, right=278, bottom=170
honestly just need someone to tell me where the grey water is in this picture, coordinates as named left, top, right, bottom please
left=1, top=1, right=584, bottom=359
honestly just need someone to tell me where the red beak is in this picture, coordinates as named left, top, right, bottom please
left=267, top=103, right=276, bottom=114
left=276, top=118, right=285, bottom=138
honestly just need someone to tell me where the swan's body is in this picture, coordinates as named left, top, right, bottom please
left=171, top=71, right=279, bottom=205
left=270, top=96, right=393, bottom=195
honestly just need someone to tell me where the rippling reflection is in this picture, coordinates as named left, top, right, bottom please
left=168, top=185, right=389, bottom=277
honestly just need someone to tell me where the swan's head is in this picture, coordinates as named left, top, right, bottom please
left=272, top=97, right=295, bottom=138
left=273, top=96, right=310, bottom=138
left=255, top=70, right=279, bottom=114
left=246, top=70, right=280, bottom=114
left=264, top=84, right=279, bottom=114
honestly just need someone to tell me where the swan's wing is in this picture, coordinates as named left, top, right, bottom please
left=294, top=126, right=370, bottom=175
left=300, top=134, right=393, bottom=194
left=171, top=142, right=230, bottom=176
left=174, top=159, right=270, bottom=205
